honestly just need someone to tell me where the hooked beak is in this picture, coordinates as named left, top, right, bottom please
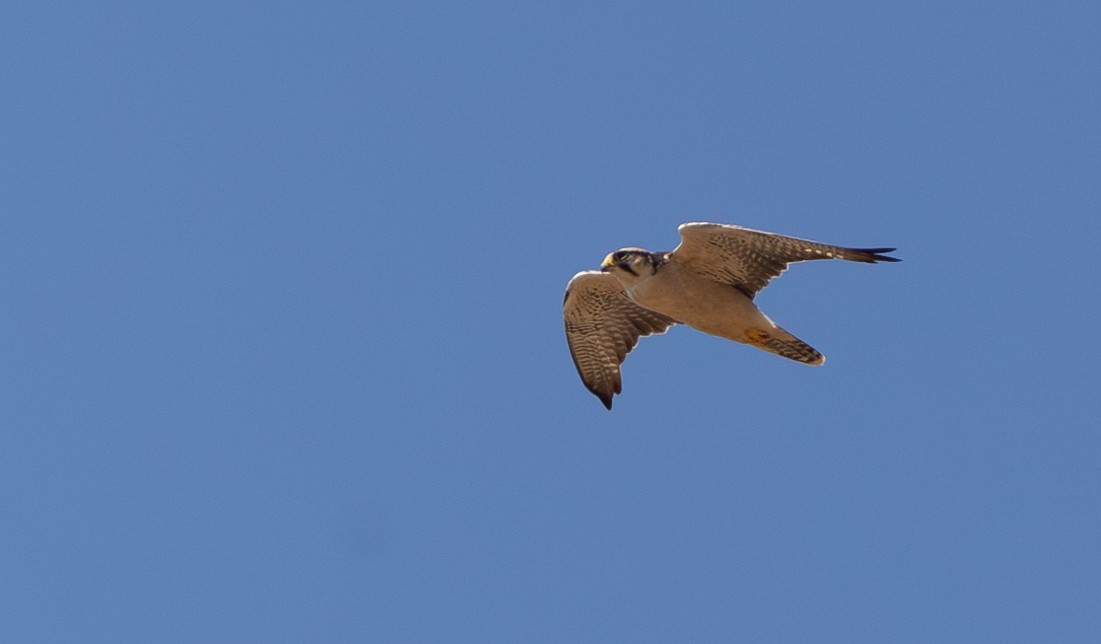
left=601, top=253, right=616, bottom=271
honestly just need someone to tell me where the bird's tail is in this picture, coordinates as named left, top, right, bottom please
left=743, top=327, right=825, bottom=365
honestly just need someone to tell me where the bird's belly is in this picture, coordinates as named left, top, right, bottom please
left=628, top=275, right=773, bottom=344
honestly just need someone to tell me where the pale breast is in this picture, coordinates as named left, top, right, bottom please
left=626, top=261, right=769, bottom=341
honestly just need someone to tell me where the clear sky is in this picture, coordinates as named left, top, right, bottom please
left=3, top=2, right=1099, bottom=642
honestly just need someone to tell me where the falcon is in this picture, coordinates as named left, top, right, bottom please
left=563, top=222, right=900, bottom=409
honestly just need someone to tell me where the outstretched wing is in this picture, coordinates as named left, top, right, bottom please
left=563, top=271, right=677, bottom=410
left=672, top=222, right=900, bottom=297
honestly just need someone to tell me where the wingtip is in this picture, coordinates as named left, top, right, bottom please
left=862, top=247, right=901, bottom=263
left=600, top=395, right=613, bottom=410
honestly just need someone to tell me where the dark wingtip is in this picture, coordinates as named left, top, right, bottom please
left=585, top=384, right=615, bottom=410
left=581, top=382, right=616, bottom=410
left=857, top=247, right=901, bottom=263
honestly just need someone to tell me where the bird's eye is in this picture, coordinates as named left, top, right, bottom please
left=613, top=252, right=627, bottom=262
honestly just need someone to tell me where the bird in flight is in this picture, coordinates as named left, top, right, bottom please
left=563, top=222, right=900, bottom=409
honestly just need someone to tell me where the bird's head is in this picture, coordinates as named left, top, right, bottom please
left=601, top=248, right=663, bottom=286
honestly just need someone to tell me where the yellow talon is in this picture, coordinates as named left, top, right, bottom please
left=745, top=328, right=770, bottom=344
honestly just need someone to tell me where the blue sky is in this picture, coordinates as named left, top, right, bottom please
left=3, top=2, right=1099, bottom=641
